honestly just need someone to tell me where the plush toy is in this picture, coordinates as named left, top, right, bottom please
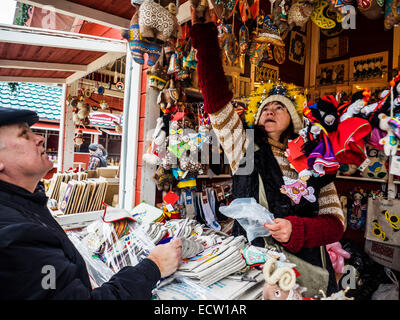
left=143, top=116, right=168, bottom=166
left=280, top=175, right=316, bottom=204
left=73, top=129, right=84, bottom=147
left=147, top=62, right=169, bottom=91
left=361, top=143, right=388, bottom=179
left=378, top=113, right=399, bottom=156
left=339, top=89, right=371, bottom=122
left=138, top=0, right=179, bottom=42
left=157, top=79, right=180, bottom=112
left=152, top=166, right=174, bottom=191
left=338, top=163, right=358, bottom=176
left=121, top=7, right=163, bottom=66
left=262, top=258, right=306, bottom=300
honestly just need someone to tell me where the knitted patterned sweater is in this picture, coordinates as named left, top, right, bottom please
left=190, top=22, right=344, bottom=253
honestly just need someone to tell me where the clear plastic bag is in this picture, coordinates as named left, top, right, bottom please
left=67, top=211, right=156, bottom=286
left=371, top=268, right=399, bottom=300
left=219, top=198, right=275, bottom=242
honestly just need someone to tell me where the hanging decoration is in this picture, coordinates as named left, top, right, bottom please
left=288, top=31, right=306, bottom=65
left=274, top=45, right=286, bottom=64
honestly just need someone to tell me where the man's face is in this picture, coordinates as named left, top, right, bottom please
left=0, top=122, right=53, bottom=179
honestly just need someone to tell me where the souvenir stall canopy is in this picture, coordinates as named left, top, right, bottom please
left=0, top=0, right=148, bottom=213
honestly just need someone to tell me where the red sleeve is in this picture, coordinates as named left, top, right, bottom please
left=189, top=22, right=232, bottom=114
left=281, top=215, right=344, bottom=253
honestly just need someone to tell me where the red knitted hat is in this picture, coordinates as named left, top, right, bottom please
left=328, top=117, right=372, bottom=166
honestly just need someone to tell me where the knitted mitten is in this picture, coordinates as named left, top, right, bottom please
left=190, top=22, right=233, bottom=114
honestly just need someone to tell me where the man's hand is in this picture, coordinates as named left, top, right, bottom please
left=264, top=218, right=293, bottom=243
left=147, top=238, right=182, bottom=278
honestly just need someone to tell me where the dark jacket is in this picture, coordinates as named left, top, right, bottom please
left=232, top=131, right=338, bottom=295
left=0, top=179, right=160, bottom=300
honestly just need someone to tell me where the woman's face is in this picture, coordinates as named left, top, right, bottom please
left=257, top=101, right=292, bottom=141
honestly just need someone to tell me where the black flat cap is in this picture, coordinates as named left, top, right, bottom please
left=0, top=107, right=39, bottom=127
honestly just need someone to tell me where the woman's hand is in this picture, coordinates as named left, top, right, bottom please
left=264, top=218, right=293, bottom=243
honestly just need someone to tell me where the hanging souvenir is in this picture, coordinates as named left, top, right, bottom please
left=167, top=52, right=180, bottom=74
left=253, top=15, right=285, bottom=47
left=310, top=0, right=343, bottom=29
left=288, top=1, right=315, bottom=29
left=190, top=0, right=209, bottom=22
left=73, top=129, right=84, bottom=149
left=288, top=31, right=306, bottom=65
left=357, top=0, right=384, bottom=20
left=115, top=59, right=124, bottom=90
left=272, top=0, right=290, bottom=38
left=248, top=41, right=267, bottom=66
left=209, top=0, right=238, bottom=20
left=239, top=0, right=250, bottom=22
left=384, top=0, right=400, bottom=30
left=239, top=24, right=250, bottom=55
left=273, top=45, right=286, bottom=64
left=223, top=24, right=239, bottom=66
left=98, top=72, right=105, bottom=95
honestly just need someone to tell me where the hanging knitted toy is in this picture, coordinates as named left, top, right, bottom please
left=73, top=129, right=84, bottom=148
left=147, top=61, right=168, bottom=91
left=157, top=79, right=180, bottom=112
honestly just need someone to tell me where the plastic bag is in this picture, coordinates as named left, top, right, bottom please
left=371, top=268, right=399, bottom=300
left=67, top=210, right=156, bottom=285
left=219, top=198, right=275, bottom=242
left=68, top=231, right=115, bottom=287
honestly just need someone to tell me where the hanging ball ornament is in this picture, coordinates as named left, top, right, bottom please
left=116, top=81, right=124, bottom=90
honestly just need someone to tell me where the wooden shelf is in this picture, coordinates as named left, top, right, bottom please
left=335, top=175, right=387, bottom=183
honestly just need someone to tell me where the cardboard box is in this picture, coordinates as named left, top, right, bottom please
left=97, top=168, right=118, bottom=178
left=104, top=182, right=119, bottom=206
left=87, top=170, right=98, bottom=178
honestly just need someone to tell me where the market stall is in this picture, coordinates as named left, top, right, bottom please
left=1, top=0, right=400, bottom=301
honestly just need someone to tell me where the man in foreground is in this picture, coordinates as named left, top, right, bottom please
left=0, top=107, right=181, bottom=299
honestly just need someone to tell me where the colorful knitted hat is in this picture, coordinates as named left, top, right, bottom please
left=245, top=82, right=307, bottom=133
